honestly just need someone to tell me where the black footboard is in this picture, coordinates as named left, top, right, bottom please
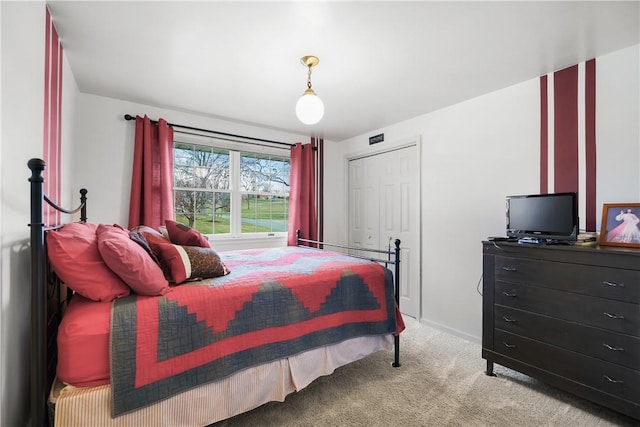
left=295, top=229, right=402, bottom=367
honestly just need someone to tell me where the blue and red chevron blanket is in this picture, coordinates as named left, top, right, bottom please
left=110, top=246, right=401, bottom=416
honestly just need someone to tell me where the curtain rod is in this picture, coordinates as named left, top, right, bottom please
left=123, top=114, right=295, bottom=148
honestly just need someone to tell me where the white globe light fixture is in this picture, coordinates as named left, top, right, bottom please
left=295, top=55, right=324, bottom=125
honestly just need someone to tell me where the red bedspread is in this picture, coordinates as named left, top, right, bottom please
left=110, top=246, right=400, bottom=416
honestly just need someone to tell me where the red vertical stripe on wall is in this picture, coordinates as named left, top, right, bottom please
left=57, top=38, right=63, bottom=222
left=553, top=65, right=579, bottom=193
left=43, top=9, right=53, bottom=225
left=51, top=25, right=60, bottom=224
left=539, top=76, right=548, bottom=194
left=585, top=59, right=597, bottom=232
left=540, top=61, right=598, bottom=232
left=43, top=7, right=63, bottom=225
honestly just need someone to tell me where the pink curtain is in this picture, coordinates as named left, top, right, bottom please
left=287, top=142, right=317, bottom=246
left=128, top=115, right=174, bottom=229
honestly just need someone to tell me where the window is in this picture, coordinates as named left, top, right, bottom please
left=173, top=139, right=290, bottom=238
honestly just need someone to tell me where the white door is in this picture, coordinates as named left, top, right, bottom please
left=348, top=142, right=421, bottom=319
left=349, top=155, right=380, bottom=255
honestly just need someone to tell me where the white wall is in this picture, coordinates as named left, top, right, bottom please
left=596, top=44, right=640, bottom=217
left=2, top=3, right=44, bottom=426
left=1, top=3, right=80, bottom=425
left=61, top=47, right=80, bottom=215
left=324, top=45, right=640, bottom=342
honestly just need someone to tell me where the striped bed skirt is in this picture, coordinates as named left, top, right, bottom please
left=50, top=334, right=393, bottom=426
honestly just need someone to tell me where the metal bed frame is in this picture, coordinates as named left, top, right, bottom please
left=29, top=158, right=87, bottom=426
left=28, top=158, right=401, bottom=426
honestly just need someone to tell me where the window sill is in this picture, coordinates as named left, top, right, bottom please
left=208, top=235, right=287, bottom=251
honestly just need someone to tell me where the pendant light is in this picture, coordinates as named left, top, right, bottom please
left=295, top=55, right=324, bottom=125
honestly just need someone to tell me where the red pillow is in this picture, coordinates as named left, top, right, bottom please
left=96, top=224, right=170, bottom=296
left=46, top=222, right=130, bottom=302
left=165, top=220, right=210, bottom=248
left=155, top=243, right=230, bottom=284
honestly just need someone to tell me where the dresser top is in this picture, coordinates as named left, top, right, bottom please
left=482, top=240, right=640, bottom=269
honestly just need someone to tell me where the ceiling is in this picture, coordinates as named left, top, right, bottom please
left=47, top=1, right=639, bottom=142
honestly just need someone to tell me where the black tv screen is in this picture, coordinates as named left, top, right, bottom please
left=506, top=192, right=578, bottom=241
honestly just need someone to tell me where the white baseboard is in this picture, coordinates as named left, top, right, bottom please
left=418, top=317, right=481, bottom=345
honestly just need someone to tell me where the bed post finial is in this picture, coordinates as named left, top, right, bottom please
left=80, top=189, right=88, bottom=222
left=28, top=158, right=46, bottom=182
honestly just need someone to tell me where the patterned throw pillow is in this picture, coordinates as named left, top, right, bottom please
left=155, top=242, right=230, bottom=284
left=46, top=222, right=131, bottom=302
left=164, top=219, right=210, bottom=248
left=129, top=225, right=172, bottom=279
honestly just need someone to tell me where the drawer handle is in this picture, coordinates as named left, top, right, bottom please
left=603, top=280, right=625, bottom=288
left=502, top=316, right=517, bottom=323
left=501, top=266, right=517, bottom=272
left=502, top=342, right=517, bottom=349
left=603, top=312, right=625, bottom=320
left=502, top=291, right=517, bottom=297
left=603, top=343, right=625, bottom=352
left=603, top=374, right=624, bottom=384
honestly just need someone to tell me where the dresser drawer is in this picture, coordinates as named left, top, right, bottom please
left=494, top=330, right=640, bottom=404
left=495, top=305, right=640, bottom=370
left=495, top=256, right=640, bottom=303
left=495, top=281, right=640, bottom=336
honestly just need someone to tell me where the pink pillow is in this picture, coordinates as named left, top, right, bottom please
left=96, top=224, right=170, bottom=296
left=46, top=222, right=130, bottom=302
left=155, top=242, right=230, bottom=284
left=165, top=219, right=210, bottom=248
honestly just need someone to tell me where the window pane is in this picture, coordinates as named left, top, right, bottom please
left=271, top=156, right=290, bottom=195
left=174, top=190, right=212, bottom=233
left=174, top=143, right=195, bottom=167
left=212, top=192, right=231, bottom=234
left=209, top=149, right=230, bottom=190
left=269, top=196, right=289, bottom=232
left=279, top=157, right=291, bottom=196
left=240, top=152, right=290, bottom=195
left=174, top=190, right=231, bottom=235
left=241, top=194, right=289, bottom=233
left=174, top=144, right=230, bottom=190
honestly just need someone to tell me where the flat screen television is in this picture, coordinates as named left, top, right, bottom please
left=506, top=192, right=579, bottom=242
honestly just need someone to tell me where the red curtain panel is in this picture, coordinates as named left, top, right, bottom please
left=128, top=115, right=174, bottom=229
left=287, top=142, right=317, bottom=246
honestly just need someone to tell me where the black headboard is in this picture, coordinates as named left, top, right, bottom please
left=28, top=158, right=87, bottom=426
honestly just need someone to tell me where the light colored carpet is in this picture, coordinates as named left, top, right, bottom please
left=213, top=317, right=638, bottom=426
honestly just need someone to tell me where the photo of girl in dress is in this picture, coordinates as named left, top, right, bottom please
left=601, top=204, right=640, bottom=247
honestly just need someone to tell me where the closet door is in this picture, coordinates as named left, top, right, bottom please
left=349, top=155, right=380, bottom=254
left=349, top=143, right=421, bottom=319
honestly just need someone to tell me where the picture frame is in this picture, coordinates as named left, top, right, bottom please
left=599, top=203, right=640, bottom=248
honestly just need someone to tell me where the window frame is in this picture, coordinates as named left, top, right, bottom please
left=172, top=133, right=291, bottom=241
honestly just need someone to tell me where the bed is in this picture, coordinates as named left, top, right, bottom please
left=28, top=158, right=403, bottom=426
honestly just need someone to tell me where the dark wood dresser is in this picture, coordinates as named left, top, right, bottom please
left=482, top=241, right=640, bottom=420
